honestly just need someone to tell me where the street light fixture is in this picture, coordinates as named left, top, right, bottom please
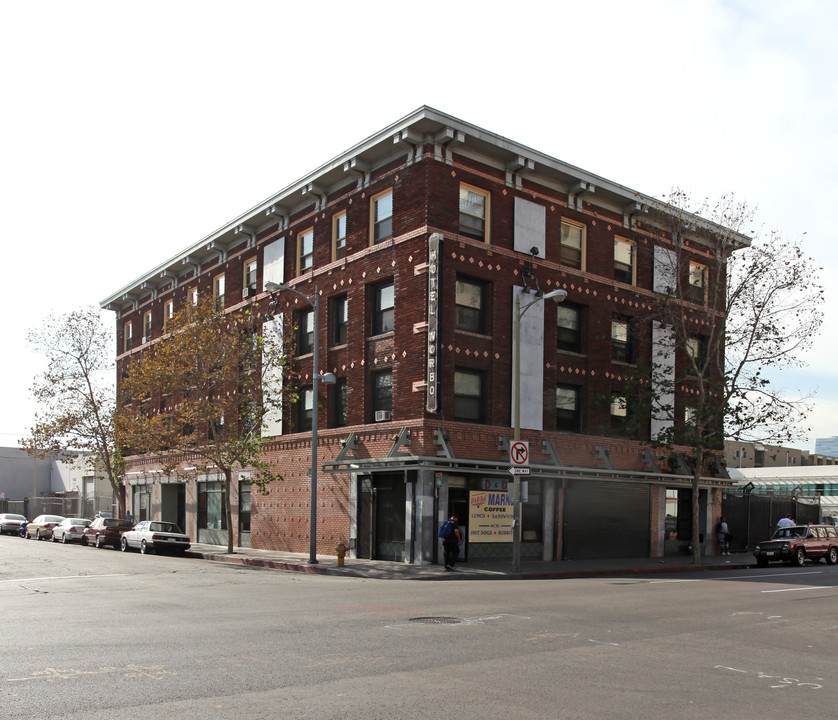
left=265, top=281, right=336, bottom=564
left=512, top=287, right=567, bottom=573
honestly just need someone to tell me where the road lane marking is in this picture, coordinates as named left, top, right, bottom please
left=0, top=574, right=130, bottom=583
left=760, top=586, right=828, bottom=593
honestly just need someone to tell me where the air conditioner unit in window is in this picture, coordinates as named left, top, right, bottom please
left=242, top=287, right=257, bottom=299
left=141, top=336, right=149, bottom=344
left=374, top=410, right=391, bottom=422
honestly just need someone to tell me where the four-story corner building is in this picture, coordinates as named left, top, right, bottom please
left=103, top=107, right=740, bottom=564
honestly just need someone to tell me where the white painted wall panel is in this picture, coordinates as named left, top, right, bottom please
left=262, top=238, right=285, bottom=289
left=513, top=197, right=546, bottom=256
left=651, top=321, right=675, bottom=440
left=511, top=286, right=546, bottom=432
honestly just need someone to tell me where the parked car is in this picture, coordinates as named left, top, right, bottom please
left=26, top=515, right=65, bottom=540
left=753, top=524, right=838, bottom=567
left=83, top=517, right=134, bottom=549
left=51, top=517, right=91, bottom=544
left=0, top=513, right=28, bottom=535
left=120, top=521, right=191, bottom=555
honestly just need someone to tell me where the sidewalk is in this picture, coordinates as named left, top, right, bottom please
left=186, top=543, right=755, bottom=580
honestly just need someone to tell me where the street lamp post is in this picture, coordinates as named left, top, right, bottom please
left=265, top=281, right=335, bottom=564
left=512, top=287, right=567, bottom=573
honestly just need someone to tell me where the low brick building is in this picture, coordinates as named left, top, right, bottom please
left=103, top=107, right=738, bottom=563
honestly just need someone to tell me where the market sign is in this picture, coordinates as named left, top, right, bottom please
left=468, top=490, right=513, bottom=543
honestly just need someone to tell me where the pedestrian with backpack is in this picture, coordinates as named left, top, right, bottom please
left=439, top=514, right=463, bottom=571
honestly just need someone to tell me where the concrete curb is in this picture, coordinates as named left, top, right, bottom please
left=186, top=550, right=329, bottom=574
left=186, top=546, right=756, bottom=581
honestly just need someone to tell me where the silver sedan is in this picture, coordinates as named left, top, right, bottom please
left=51, top=517, right=91, bottom=544
left=0, top=513, right=27, bottom=535
left=120, top=520, right=191, bottom=555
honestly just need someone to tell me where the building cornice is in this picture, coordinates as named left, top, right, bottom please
left=101, top=105, right=751, bottom=311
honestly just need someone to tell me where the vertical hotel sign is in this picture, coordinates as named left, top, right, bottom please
left=426, top=233, right=442, bottom=412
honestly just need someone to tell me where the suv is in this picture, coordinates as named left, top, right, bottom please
left=754, top=524, right=838, bottom=567
left=83, top=517, right=135, bottom=549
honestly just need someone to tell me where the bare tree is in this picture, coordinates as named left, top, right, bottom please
left=21, top=307, right=125, bottom=516
left=116, top=296, right=289, bottom=554
left=646, top=191, right=823, bottom=564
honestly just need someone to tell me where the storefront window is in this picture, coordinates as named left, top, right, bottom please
left=239, top=482, right=251, bottom=533
left=198, top=481, right=227, bottom=531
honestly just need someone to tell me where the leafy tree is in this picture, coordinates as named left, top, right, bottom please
left=644, top=191, right=823, bottom=564
left=116, top=296, right=289, bottom=554
left=21, top=307, right=126, bottom=516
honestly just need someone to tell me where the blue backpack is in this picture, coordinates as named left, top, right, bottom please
left=438, top=520, right=453, bottom=539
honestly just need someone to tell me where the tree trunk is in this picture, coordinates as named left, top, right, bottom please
left=224, top=467, right=235, bottom=555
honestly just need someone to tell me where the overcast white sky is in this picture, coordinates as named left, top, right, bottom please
left=1, top=0, right=835, bottom=451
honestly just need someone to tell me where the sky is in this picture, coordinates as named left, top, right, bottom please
left=1, top=0, right=836, bottom=451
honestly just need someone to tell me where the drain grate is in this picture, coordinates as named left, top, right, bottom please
left=409, top=616, right=463, bottom=625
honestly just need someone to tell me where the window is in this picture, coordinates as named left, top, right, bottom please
left=296, top=309, right=314, bottom=356
left=372, top=281, right=394, bottom=335
left=370, top=189, right=393, bottom=245
left=243, top=257, right=258, bottom=293
left=297, top=228, right=314, bottom=275
left=333, top=211, right=347, bottom=261
left=556, top=385, right=581, bottom=432
left=213, top=273, right=226, bottom=309
left=455, top=277, right=488, bottom=334
left=163, top=300, right=173, bottom=333
left=372, top=370, right=393, bottom=418
left=142, top=311, right=152, bottom=343
left=296, top=385, right=313, bottom=432
left=684, top=406, right=697, bottom=427
left=688, top=261, right=707, bottom=304
left=614, top=237, right=635, bottom=284
left=454, top=369, right=486, bottom=423
left=459, top=184, right=489, bottom=241
left=557, top=304, right=582, bottom=353
left=610, top=393, right=631, bottom=436
left=239, top=481, right=251, bottom=534
left=331, top=295, right=348, bottom=346
left=123, top=321, right=133, bottom=353
left=611, top=316, right=635, bottom=363
left=685, top=335, right=706, bottom=374
left=560, top=219, right=585, bottom=269
left=333, top=377, right=347, bottom=428
left=198, top=481, right=227, bottom=532
left=191, top=287, right=198, bottom=306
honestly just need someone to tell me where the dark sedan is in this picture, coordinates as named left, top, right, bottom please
left=83, top=517, right=134, bottom=549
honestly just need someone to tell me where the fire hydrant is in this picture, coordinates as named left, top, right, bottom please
left=335, top=542, right=348, bottom=567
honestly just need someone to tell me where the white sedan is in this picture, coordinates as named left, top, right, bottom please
left=0, top=513, right=27, bottom=535
left=51, top=517, right=91, bottom=544
left=120, top=520, right=191, bottom=555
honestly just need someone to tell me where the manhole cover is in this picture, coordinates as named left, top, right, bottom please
left=409, top=616, right=463, bottom=625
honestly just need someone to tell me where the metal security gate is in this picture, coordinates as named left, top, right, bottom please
left=357, top=473, right=406, bottom=561
left=564, top=479, right=650, bottom=559
left=722, top=493, right=821, bottom=552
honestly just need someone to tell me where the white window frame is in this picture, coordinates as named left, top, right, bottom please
left=370, top=188, right=393, bottom=245
left=560, top=219, right=586, bottom=271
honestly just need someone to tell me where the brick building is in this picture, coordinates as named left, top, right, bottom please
left=103, top=107, right=739, bottom=563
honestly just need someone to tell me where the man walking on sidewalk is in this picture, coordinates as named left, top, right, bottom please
left=439, top=514, right=463, bottom=571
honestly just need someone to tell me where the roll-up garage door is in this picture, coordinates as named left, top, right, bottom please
left=564, top=479, right=650, bottom=559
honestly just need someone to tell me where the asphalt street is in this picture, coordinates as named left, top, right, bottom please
left=2, top=534, right=837, bottom=719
